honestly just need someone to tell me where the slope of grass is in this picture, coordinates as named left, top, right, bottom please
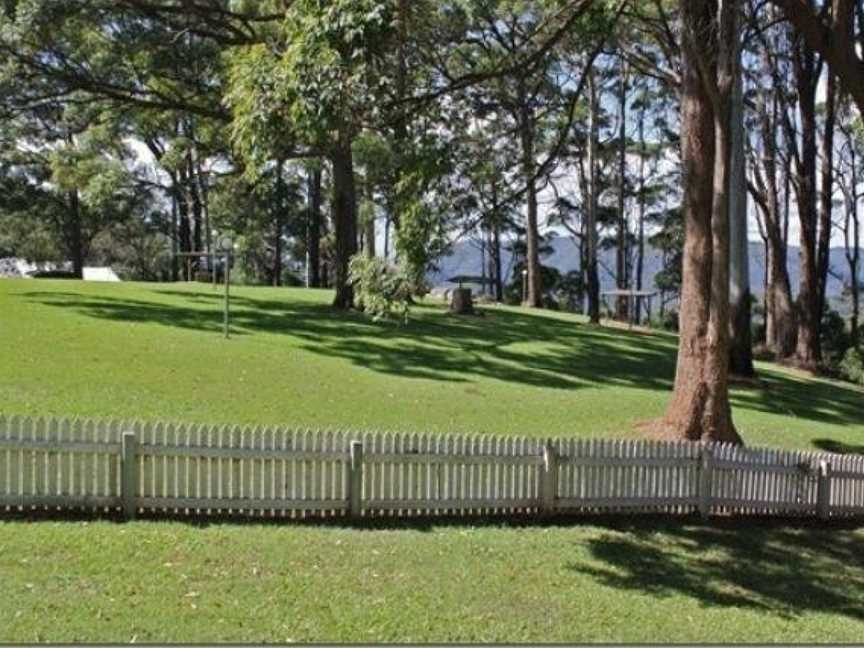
left=2, top=517, right=863, bottom=643
left=1, top=279, right=862, bottom=450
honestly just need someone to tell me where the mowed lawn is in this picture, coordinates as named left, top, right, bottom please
left=2, top=518, right=864, bottom=643
left=1, top=278, right=863, bottom=450
left=3, top=279, right=864, bottom=644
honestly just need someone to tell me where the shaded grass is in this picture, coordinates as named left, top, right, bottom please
left=1, top=279, right=862, bottom=449
left=1, top=517, right=863, bottom=643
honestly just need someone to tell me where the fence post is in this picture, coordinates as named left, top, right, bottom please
left=817, top=460, right=832, bottom=521
left=540, top=438, right=558, bottom=516
left=121, top=431, right=138, bottom=521
left=698, top=447, right=713, bottom=520
left=349, top=440, right=364, bottom=520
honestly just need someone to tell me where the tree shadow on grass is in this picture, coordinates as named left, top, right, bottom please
left=566, top=517, right=864, bottom=622
left=729, top=369, right=864, bottom=430
left=813, top=439, right=864, bottom=455
left=21, top=288, right=678, bottom=393
left=19, top=287, right=864, bottom=430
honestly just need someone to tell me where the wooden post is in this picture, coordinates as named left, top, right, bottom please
left=540, top=438, right=558, bottom=516
left=817, top=460, right=831, bottom=520
left=698, top=447, right=713, bottom=519
left=121, top=432, right=138, bottom=521
left=349, top=440, right=364, bottom=519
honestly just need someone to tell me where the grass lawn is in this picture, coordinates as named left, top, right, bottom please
left=2, top=517, right=864, bottom=643
left=1, top=278, right=862, bottom=450
left=3, top=279, right=864, bottom=643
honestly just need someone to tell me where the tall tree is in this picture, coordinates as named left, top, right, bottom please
left=664, top=0, right=743, bottom=443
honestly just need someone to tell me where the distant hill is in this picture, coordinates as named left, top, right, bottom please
left=429, top=234, right=860, bottom=303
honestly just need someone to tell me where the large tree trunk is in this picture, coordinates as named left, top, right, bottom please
left=729, top=64, right=755, bottom=377
left=664, top=0, right=742, bottom=444
left=585, top=72, right=601, bottom=324
left=330, top=139, right=358, bottom=310
left=792, top=41, right=822, bottom=368
left=306, top=166, right=322, bottom=288
left=519, top=92, right=543, bottom=308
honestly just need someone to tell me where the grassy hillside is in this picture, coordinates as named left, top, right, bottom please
left=1, top=279, right=862, bottom=451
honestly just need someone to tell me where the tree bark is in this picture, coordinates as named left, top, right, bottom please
left=616, top=58, right=629, bottom=321
left=490, top=183, right=504, bottom=302
left=67, top=189, right=84, bottom=278
left=749, top=85, right=797, bottom=358
left=792, top=40, right=822, bottom=368
left=273, top=157, right=285, bottom=286
left=585, top=71, right=601, bottom=324
left=519, top=87, right=543, bottom=308
left=306, top=166, right=322, bottom=288
left=769, top=0, right=864, bottom=116
left=635, top=98, right=646, bottom=325
left=664, top=0, right=742, bottom=444
left=330, top=139, right=358, bottom=310
left=816, top=72, right=836, bottom=318
left=729, top=60, right=755, bottom=377
left=364, top=178, right=376, bottom=259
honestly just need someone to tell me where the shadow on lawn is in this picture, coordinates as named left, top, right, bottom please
left=566, top=517, right=864, bottom=622
left=21, top=288, right=677, bottom=393
left=19, top=287, right=864, bottom=429
left=8, top=503, right=863, bottom=621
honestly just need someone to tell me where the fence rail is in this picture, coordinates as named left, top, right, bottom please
left=1, top=415, right=863, bottom=521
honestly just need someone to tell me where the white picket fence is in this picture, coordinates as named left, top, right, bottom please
left=1, top=415, right=863, bottom=520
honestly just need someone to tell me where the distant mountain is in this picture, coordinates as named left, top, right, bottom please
left=429, top=234, right=861, bottom=303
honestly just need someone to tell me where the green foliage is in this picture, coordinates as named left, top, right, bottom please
left=820, top=308, right=853, bottom=363
left=227, top=0, right=395, bottom=173
left=348, top=254, right=413, bottom=323
left=839, top=346, right=864, bottom=386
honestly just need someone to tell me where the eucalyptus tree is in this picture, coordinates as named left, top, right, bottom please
left=662, top=0, right=744, bottom=443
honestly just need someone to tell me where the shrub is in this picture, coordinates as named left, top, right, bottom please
left=839, top=346, right=864, bottom=386
left=821, top=308, right=852, bottom=363
left=348, top=255, right=413, bottom=323
left=661, top=309, right=679, bottom=332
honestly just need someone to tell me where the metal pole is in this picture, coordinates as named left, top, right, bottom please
left=224, top=251, right=230, bottom=339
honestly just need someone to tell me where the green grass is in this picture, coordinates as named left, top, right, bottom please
left=3, top=279, right=864, bottom=643
left=1, top=278, right=862, bottom=450
left=2, top=517, right=864, bottom=643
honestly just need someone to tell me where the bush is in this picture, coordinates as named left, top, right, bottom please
left=821, top=309, right=852, bottom=363
left=839, top=346, right=864, bottom=386
left=661, top=309, right=679, bottom=332
left=348, top=255, right=413, bottom=323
